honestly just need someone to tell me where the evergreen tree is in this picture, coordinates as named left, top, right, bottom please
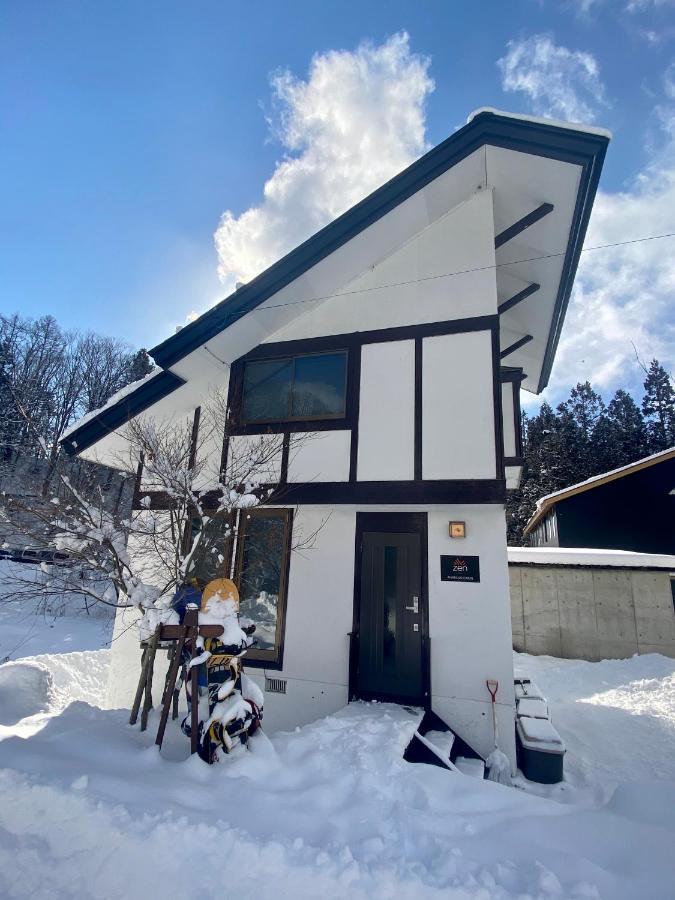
left=641, top=359, right=675, bottom=451
left=596, top=389, right=649, bottom=470
left=556, top=381, right=605, bottom=481
left=506, top=402, right=582, bottom=543
left=125, top=349, right=154, bottom=385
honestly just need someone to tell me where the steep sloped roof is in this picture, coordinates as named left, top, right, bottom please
left=149, top=109, right=609, bottom=380
left=62, top=108, right=609, bottom=457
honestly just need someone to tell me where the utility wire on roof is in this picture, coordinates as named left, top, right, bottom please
left=249, top=230, right=675, bottom=314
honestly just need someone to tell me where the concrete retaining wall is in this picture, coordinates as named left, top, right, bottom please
left=510, top=564, right=675, bottom=660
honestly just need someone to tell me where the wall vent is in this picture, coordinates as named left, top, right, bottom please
left=265, top=676, right=287, bottom=694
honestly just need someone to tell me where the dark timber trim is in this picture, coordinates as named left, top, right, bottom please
left=512, top=378, right=523, bottom=458
left=498, top=282, right=540, bottom=315
left=188, top=407, right=201, bottom=470
left=243, top=314, right=498, bottom=360
left=348, top=345, right=361, bottom=482
left=499, top=366, right=524, bottom=460
left=500, top=335, right=533, bottom=360
left=280, top=433, right=290, bottom=484
left=491, top=323, right=504, bottom=479
left=414, top=338, right=423, bottom=480
left=60, top=370, right=186, bottom=456
left=133, top=479, right=506, bottom=510
left=350, top=512, right=430, bottom=705
left=494, top=203, right=554, bottom=249
left=132, top=453, right=145, bottom=508
left=271, top=479, right=506, bottom=505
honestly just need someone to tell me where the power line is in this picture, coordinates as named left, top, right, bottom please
left=251, top=230, right=675, bottom=314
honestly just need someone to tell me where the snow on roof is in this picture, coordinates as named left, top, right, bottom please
left=508, top=546, right=675, bottom=570
left=61, top=370, right=159, bottom=441
left=467, top=107, right=613, bottom=140
left=524, top=446, right=675, bottom=535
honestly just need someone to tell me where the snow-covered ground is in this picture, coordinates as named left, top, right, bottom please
left=1, top=607, right=675, bottom=899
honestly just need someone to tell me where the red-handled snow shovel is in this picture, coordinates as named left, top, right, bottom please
left=486, top=679, right=512, bottom=785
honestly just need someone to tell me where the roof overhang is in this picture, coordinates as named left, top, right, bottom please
left=61, top=370, right=185, bottom=456
left=61, top=109, right=609, bottom=459
left=148, top=109, right=609, bottom=393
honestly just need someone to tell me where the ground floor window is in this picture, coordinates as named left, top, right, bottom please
left=234, top=507, right=292, bottom=668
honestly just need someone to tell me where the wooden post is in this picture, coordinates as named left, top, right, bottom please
left=140, top=629, right=159, bottom=732
left=129, top=645, right=149, bottom=726
left=152, top=613, right=223, bottom=752
left=185, top=605, right=200, bottom=755
left=155, top=630, right=187, bottom=749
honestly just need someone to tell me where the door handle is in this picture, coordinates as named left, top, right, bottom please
left=405, top=596, right=419, bottom=613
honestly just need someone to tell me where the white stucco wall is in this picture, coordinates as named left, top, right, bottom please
left=265, top=187, right=496, bottom=343
left=357, top=340, right=415, bottom=481
left=426, top=505, right=516, bottom=764
left=422, top=330, right=497, bottom=480
left=501, top=383, right=516, bottom=458
left=106, top=503, right=516, bottom=767
left=287, top=431, right=351, bottom=483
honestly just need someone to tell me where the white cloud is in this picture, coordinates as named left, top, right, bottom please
left=625, top=0, right=674, bottom=12
left=538, top=71, right=675, bottom=401
left=213, top=33, right=433, bottom=288
left=570, top=0, right=674, bottom=14
left=498, top=34, right=607, bottom=124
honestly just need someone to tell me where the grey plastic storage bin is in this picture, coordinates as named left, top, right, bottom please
left=516, top=716, right=565, bottom=784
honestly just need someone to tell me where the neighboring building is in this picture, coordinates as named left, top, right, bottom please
left=524, top=447, right=675, bottom=555
left=61, top=109, right=609, bottom=765
left=509, top=547, right=675, bottom=661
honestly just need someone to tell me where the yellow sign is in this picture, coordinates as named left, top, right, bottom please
left=201, top=578, right=240, bottom=612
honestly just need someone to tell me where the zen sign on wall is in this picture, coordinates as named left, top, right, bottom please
left=440, top=555, right=480, bottom=583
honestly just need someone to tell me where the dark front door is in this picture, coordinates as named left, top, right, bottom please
left=355, top=515, right=426, bottom=703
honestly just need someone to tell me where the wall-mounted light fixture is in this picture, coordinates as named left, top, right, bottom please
left=449, top=521, right=466, bottom=539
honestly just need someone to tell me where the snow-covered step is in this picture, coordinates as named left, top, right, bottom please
left=412, top=731, right=459, bottom=771
left=454, top=756, right=485, bottom=779
left=423, top=729, right=455, bottom=759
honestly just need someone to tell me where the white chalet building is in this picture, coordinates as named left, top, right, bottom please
left=62, top=109, right=609, bottom=766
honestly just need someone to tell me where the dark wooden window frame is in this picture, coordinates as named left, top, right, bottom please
left=500, top=366, right=525, bottom=467
left=233, top=506, right=293, bottom=670
left=238, top=349, right=349, bottom=426
left=229, top=349, right=355, bottom=435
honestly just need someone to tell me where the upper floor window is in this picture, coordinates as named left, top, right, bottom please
left=241, top=351, right=348, bottom=423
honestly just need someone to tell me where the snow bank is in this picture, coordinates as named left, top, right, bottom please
left=0, top=602, right=114, bottom=662
left=514, top=651, right=675, bottom=796
left=1, top=686, right=675, bottom=897
left=508, top=546, right=675, bottom=569
left=1, top=613, right=675, bottom=898
left=0, top=663, right=52, bottom=725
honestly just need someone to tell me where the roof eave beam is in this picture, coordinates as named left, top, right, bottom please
left=500, top=334, right=533, bottom=360
left=494, top=203, right=554, bottom=249
left=498, top=282, right=541, bottom=315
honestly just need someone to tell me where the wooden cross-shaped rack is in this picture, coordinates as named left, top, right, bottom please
left=129, top=605, right=224, bottom=754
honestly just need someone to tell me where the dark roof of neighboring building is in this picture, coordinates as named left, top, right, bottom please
left=524, top=447, right=675, bottom=535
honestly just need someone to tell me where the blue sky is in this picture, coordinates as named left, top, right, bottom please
left=2, top=0, right=674, bottom=403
